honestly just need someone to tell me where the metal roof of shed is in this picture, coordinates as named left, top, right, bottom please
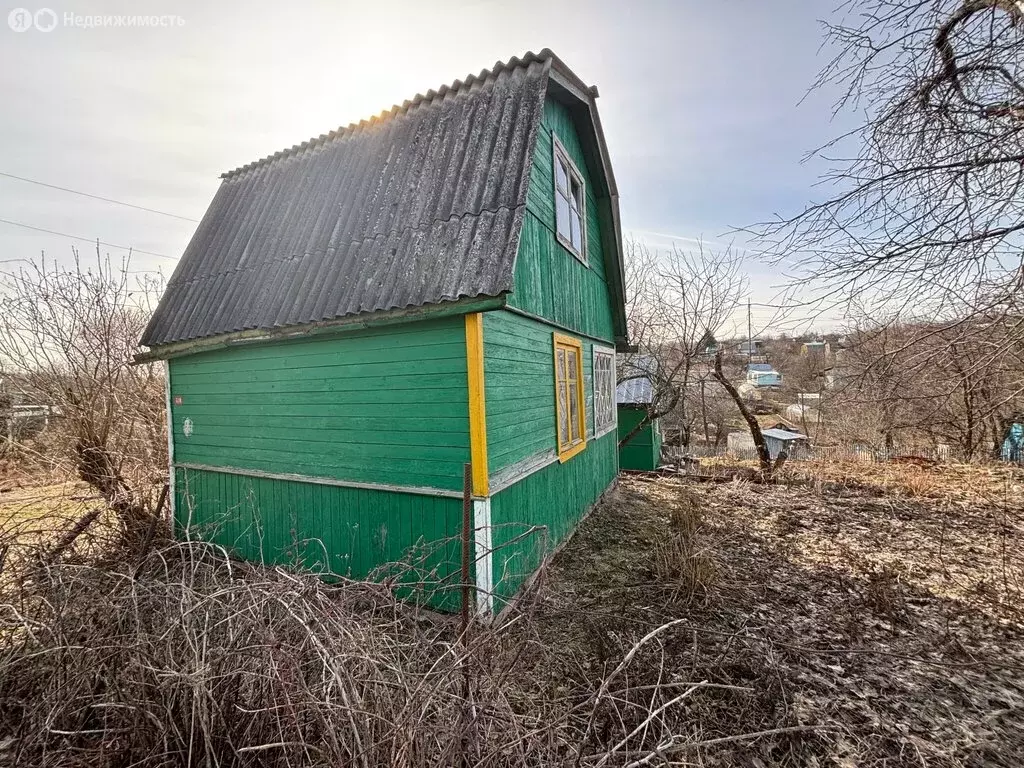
left=141, top=50, right=626, bottom=352
left=761, top=428, right=808, bottom=442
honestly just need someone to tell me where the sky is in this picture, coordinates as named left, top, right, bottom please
left=0, top=0, right=854, bottom=335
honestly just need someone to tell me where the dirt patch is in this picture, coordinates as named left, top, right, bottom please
left=517, top=469, right=1024, bottom=766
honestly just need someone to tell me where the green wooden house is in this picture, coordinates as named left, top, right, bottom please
left=139, top=51, right=627, bottom=616
left=616, top=370, right=662, bottom=471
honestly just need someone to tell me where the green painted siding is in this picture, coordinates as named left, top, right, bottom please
left=169, top=317, right=469, bottom=492
left=508, top=95, right=615, bottom=341
left=175, top=466, right=464, bottom=611
left=489, top=431, right=617, bottom=605
left=617, top=408, right=662, bottom=471
left=484, top=310, right=606, bottom=474
left=482, top=308, right=619, bottom=606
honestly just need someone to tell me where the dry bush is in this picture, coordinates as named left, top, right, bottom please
left=0, top=524, right=743, bottom=768
left=0, top=248, right=167, bottom=542
left=653, top=487, right=717, bottom=603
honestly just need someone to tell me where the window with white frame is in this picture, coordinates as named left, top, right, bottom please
left=592, top=346, right=616, bottom=436
left=553, top=136, right=587, bottom=263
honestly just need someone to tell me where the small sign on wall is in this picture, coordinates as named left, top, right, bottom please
left=173, top=396, right=183, bottom=406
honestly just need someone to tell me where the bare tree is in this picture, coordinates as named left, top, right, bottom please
left=0, top=247, right=167, bottom=539
left=760, top=0, right=1024, bottom=323
left=621, top=240, right=747, bottom=450
left=832, top=311, right=1024, bottom=459
left=712, top=350, right=773, bottom=472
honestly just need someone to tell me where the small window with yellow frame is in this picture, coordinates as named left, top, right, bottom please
left=553, top=333, right=587, bottom=461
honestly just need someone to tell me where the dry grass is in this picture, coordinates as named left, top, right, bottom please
left=651, top=486, right=718, bottom=603
left=0, top=484, right=744, bottom=768
left=524, top=467, right=1024, bottom=766
left=1, top=459, right=1021, bottom=766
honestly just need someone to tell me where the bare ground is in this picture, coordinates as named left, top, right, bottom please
left=515, top=465, right=1024, bottom=767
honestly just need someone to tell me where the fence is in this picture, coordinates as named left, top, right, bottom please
left=663, top=442, right=957, bottom=465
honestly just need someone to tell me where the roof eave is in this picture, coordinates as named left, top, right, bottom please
left=135, top=294, right=505, bottom=364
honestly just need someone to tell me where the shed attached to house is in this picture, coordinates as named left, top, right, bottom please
left=140, top=51, right=627, bottom=615
left=616, top=373, right=661, bottom=471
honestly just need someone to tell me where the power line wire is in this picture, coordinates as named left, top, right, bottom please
left=0, top=170, right=200, bottom=222
left=0, top=217, right=178, bottom=260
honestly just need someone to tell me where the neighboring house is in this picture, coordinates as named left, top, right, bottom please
left=616, top=370, right=661, bottom=471
left=738, top=340, right=761, bottom=356
left=139, top=51, right=628, bottom=616
left=784, top=403, right=820, bottom=424
left=746, top=363, right=783, bottom=388
left=698, top=331, right=718, bottom=356
left=801, top=341, right=830, bottom=356
left=1003, top=421, right=1023, bottom=463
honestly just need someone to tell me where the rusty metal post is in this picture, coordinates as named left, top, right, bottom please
left=460, top=462, right=472, bottom=636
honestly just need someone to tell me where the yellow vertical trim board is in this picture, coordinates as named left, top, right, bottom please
left=465, top=312, right=489, bottom=497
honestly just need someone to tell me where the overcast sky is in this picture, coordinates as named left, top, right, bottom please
left=0, top=0, right=853, bottom=334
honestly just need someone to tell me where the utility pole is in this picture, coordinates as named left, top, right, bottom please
left=747, top=298, right=753, bottom=365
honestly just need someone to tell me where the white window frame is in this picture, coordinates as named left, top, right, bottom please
left=552, top=134, right=588, bottom=265
left=592, top=345, right=616, bottom=437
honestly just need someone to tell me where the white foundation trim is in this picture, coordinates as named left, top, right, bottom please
left=473, top=498, right=494, bottom=617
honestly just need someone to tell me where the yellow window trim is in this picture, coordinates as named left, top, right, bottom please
left=553, top=332, right=587, bottom=462
left=466, top=313, right=489, bottom=497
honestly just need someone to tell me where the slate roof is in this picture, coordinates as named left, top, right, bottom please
left=141, top=50, right=624, bottom=351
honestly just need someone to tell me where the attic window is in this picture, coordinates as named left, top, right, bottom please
left=553, top=135, right=587, bottom=264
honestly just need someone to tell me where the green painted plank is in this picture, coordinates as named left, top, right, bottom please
left=170, top=315, right=469, bottom=491
left=175, top=467, right=464, bottom=611
left=489, top=431, right=617, bottom=606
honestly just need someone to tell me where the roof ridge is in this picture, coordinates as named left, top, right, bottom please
left=220, top=49, right=557, bottom=181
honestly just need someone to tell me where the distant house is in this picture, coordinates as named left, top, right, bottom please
left=1003, top=421, right=1023, bottom=463
left=784, top=403, right=820, bottom=424
left=746, top=363, right=783, bottom=388
left=801, top=341, right=830, bottom=356
left=698, top=331, right=718, bottom=356
left=738, top=340, right=761, bottom=356
left=616, top=361, right=662, bottom=471
left=139, top=51, right=628, bottom=615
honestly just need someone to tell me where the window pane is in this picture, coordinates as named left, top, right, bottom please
left=568, top=377, right=580, bottom=442
left=556, top=193, right=571, bottom=241
left=569, top=178, right=582, bottom=211
left=566, top=349, right=578, bottom=382
left=570, top=211, right=582, bottom=251
left=558, top=386, right=569, bottom=447
left=556, top=349, right=568, bottom=447
left=555, top=158, right=569, bottom=193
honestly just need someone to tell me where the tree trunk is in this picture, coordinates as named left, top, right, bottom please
left=712, top=351, right=772, bottom=474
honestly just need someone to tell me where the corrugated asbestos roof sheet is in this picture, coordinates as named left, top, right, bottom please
left=616, top=376, right=654, bottom=406
left=616, top=354, right=656, bottom=405
left=141, top=52, right=557, bottom=348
